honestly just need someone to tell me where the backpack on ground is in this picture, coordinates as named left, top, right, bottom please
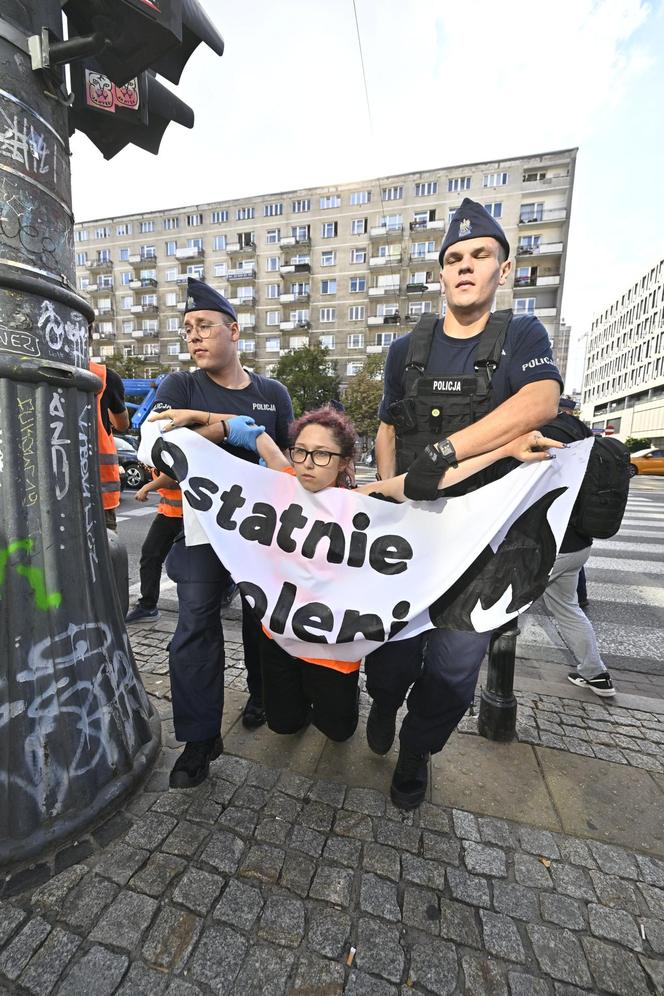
left=541, top=413, right=631, bottom=540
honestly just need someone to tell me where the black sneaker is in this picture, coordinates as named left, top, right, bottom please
left=242, top=695, right=266, bottom=729
left=567, top=671, right=616, bottom=698
left=390, top=744, right=430, bottom=810
left=169, top=735, right=223, bottom=789
left=125, top=604, right=160, bottom=624
left=366, top=701, right=397, bottom=755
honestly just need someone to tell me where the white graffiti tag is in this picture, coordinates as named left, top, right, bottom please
left=78, top=403, right=98, bottom=581
left=0, top=108, right=50, bottom=174
left=37, top=300, right=87, bottom=367
left=49, top=389, right=70, bottom=500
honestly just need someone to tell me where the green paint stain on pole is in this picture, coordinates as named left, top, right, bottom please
left=0, top=539, right=62, bottom=611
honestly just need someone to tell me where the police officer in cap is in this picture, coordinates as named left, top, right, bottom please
left=367, top=198, right=563, bottom=808
left=150, top=278, right=293, bottom=788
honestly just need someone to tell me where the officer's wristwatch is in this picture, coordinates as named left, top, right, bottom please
left=432, top=437, right=459, bottom=468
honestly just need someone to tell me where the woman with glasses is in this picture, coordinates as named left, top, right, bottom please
left=152, top=404, right=561, bottom=743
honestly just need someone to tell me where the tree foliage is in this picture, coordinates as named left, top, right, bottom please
left=343, top=353, right=384, bottom=447
left=107, top=351, right=171, bottom=380
left=624, top=436, right=652, bottom=452
left=273, top=344, right=341, bottom=417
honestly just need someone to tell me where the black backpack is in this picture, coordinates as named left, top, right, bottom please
left=541, top=414, right=630, bottom=540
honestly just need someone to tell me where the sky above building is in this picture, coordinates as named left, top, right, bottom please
left=70, top=0, right=664, bottom=390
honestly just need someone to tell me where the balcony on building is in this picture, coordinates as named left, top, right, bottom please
left=409, top=219, right=445, bottom=232
left=370, top=223, right=403, bottom=241
left=280, top=291, right=310, bottom=304
left=88, top=257, right=113, bottom=273
left=369, top=253, right=402, bottom=268
left=175, top=246, right=205, bottom=262
left=368, top=314, right=400, bottom=326
left=280, top=321, right=296, bottom=331
left=228, top=294, right=257, bottom=307
left=514, top=273, right=561, bottom=289
left=176, top=301, right=187, bottom=311
left=228, top=267, right=256, bottom=282
left=178, top=352, right=191, bottom=361
left=535, top=307, right=557, bottom=318
left=95, top=304, right=114, bottom=317
left=516, top=241, right=564, bottom=258
left=280, top=235, right=311, bottom=249
left=130, top=303, right=159, bottom=315
left=522, top=172, right=570, bottom=190
left=368, top=283, right=400, bottom=297
left=128, top=252, right=158, bottom=266
left=129, top=277, right=158, bottom=290
left=409, top=249, right=438, bottom=263
left=280, top=261, right=311, bottom=276
left=226, top=240, right=256, bottom=255
left=406, top=281, right=440, bottom=294
left=518, top=207, right=567, bottom=225
left=91, top=330, right=115, bottom=340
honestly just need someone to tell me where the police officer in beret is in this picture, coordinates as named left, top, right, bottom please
left=366, top=198, right=563, bottom=809
left=151, top=278, right=293, bottom=788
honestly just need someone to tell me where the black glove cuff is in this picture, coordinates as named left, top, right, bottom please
left=404, top=444, right=448, bottom=500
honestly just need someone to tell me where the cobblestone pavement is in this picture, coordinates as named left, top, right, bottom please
left=2, top=750, right=664, bottom=996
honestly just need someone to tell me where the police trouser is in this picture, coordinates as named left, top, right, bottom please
left=165, top=540, right=262, bottom=741
left=137, top=513, right=182, bottom=610
left=365, top=628, right=492, bottom=755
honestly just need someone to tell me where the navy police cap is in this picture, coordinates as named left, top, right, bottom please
left=184, top=277, right=238, bottom=322
left=558, top=396, right=576, bottom=412
left=438, top=197, right=510, bottom=266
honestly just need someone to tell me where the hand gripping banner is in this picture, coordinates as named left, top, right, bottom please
left=143, top=428, right=593, bottom=662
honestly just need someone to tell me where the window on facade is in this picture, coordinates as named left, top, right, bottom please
left=351, top=218, right=367, bottom=235
left=213, top=235, right=226, bottom=250
left=350, top=190, right=371, bottom=206
left=99, top=274, right=113, bottom=288
left=167, top=343, right=179, bottom=355
left=484, top=202, right=503, bottom=219
left=187, top=213, right=203, bottom=226
left=484, top=172, right=509, bottom=187
left=264, top=202, right=283, bottom=217
left=212, top=209, right=228, bottom=223
left=291, top=308, right=310, bottom=324
left=116, top=223, right=132, bottom=236
left=322, top=222, right=338, bottom=239
left=97, top=249, right=111, bottom=263
left=320, top=195, right=341, bottom=209
left=292, top=199, right=310, bottom=213
left=266, top=256, right=279, bottom=272
left=166, top=240, right=177, bottom=256
left=167, top=317, right=179, bottom=331
left=514, top=298, right=536, bottom=314
left=411, top=241, right=435, bottom=258
left=95, top=226, right=110, bottom=239
left=346, top=361, right=363, bottom=376
left=186, top=264, right=204, bottom=278
left=76, top=252, right=88, bottom=266
left=142, top=294, right=157, bottom=306
left=320, top=307, right=336, bottom=323
left=381, top=185, right=403, bottom=201
left=97, top=321, right=113, bottom=334
left=321, top=279, right=337, bottom=295
left=350, top=248, right=367, bottom=264
left=97, top=304, right=112, bottom=317
left=121, top=296, right=132, bottom=310
left=120, top=272, right=132, bottom=285
left=266, top=310, right=280, bottom=326
left=119, top=247, right=129, bottom=261
left=520, top=202, right=544, bottom=222
left=319, top=334, right=335, bottom=350
left=415, top=181, right=437, bottom=197
left=139, top=220, right=155, bottom=233
left=381, top=214, right=402, bottom=231
left=347, top=333, right=364, bottom=348
left=266, top=229, right=280, bottom=245
left=236, top=206, right=255, bottom=221
left=165, top=268, right=178, bottom=281
left=213, top=263, right=227, bottom=277
left=238, top=339, right=255, bottom=353
left=321, top=251, right=336, bottom=267
left=140, top=245, right=155, bottom=258
left=187, top=238, right=203, bottom=251
left=350, top=277, right=366, bottom=293
left=122, top=320, right=134, bottom=333
left=409, top=301, right=433, bottom=316
left=518, top=235, right=541, bottom=251
left=266, top=283, right=280, bottom=299
left=376, top=331, right=397, bottom=346
left=163, top=217, right=178, bottom=230
left=143, top=320, right=158, bottom=333
left=266, top=337, right=280, bottom=352
left=164, top=291, right=177, bottom=306
left=348, top=306, right=365, bottom=322
left=448, top=176, right=471, bottom=192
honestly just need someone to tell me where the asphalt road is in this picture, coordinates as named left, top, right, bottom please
left=117, top=470, right=664, bottom=679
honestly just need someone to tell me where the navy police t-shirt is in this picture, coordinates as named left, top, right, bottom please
left=155, top=369, right=293, bottom=463
left=378, top=314, right=563, bottom=422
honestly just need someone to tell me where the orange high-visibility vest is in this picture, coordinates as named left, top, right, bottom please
left=152, top=470, right=183, bottom=518
left=91, top=361, right=121, bottom=511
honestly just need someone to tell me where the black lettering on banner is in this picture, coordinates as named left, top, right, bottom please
left=301, top=520, right=345, bottom=564
left=292, top=602, right=334, bottom=643
left=276, top=503, right=308, bottom=552
left=238, top=502, right=277, bottom=545
left=269, top=581, right=297, bottom=634
left=238, top=581, right=267, bottom=620
left=152, top=438, right=188, bottom=481
left=347, top=512, right=370, bottom=568
left=216, top=484, right=246, bottom=530
left=369, top=535, right=413, bottom=575
left=337, top=610, right=385, bottom=643
left=388, top=600, right=411, bottom=638
left=185, top=476, right=219, bottom=511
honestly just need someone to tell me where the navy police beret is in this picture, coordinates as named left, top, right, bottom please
left=184, top=277, right=237, bottom=322
left=558, top=397, right=576, bottom=412
left=439, top=198, right=510, bottom=265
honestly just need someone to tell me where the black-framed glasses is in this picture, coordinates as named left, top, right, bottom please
left=290, top=446, right=344, bottom=467
left=178, top=322, right=227, bottom=341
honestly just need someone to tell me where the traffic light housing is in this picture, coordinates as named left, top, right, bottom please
left=62, top=0, right=224, bottom=158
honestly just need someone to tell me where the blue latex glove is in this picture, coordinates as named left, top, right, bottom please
left=226, top=415, right=265, bottom=452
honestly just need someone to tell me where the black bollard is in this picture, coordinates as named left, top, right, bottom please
left=478, top=621, right=519, bottom=742
left=0, top=1, right=160, bottom=872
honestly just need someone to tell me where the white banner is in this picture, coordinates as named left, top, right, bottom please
left=143, top=426, right=592, bottom=661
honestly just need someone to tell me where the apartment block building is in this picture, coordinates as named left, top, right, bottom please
left=581, top=258, right=664, bottom=444
left=77, top=147, right=576, bottom=387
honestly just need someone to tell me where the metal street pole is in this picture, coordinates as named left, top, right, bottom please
left=477, top=622, right=519, bottom=742
left=0, top=1, right=160, bottom=872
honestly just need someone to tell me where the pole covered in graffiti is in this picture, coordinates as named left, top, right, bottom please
left=0, top=2, right=160, bottom=871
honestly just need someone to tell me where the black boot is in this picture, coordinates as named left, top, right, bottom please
left=390, top=743, right=429, bottom=810
left=242, top=694, right=266, bottom=729
left=366, top=701, right=397, bottom=755
left=169, top=735, right=223, bottom=789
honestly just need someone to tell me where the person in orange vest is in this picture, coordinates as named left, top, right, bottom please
left=125, top=470, right=183, bottom=623
left=91, top=360, right=129, bottom=530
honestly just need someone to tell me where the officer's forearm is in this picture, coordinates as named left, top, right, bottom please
left=447, top=380, right=560, bottom=461
left=375, top=422, right=396, bottom=479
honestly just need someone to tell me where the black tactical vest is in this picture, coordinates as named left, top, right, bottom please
left=390, top=310, right=513, bottom=492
